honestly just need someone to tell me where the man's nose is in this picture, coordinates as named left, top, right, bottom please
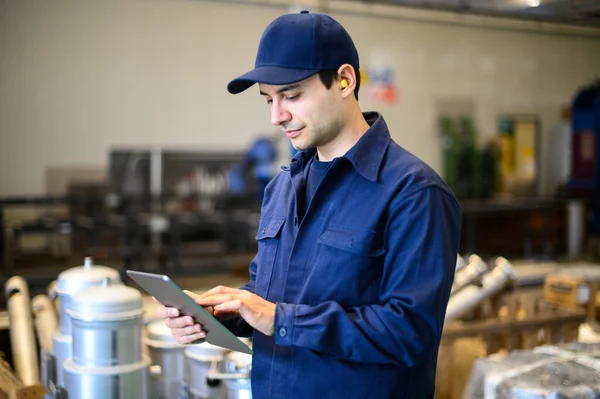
left=271, top=102, right=291, bottom=126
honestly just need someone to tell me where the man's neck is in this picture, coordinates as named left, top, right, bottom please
left=317, top=109, right=370, bottom=162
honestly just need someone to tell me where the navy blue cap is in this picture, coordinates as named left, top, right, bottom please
left=227, top=10, right=359, bottom=94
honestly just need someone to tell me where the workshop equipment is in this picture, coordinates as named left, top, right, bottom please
left=144, top=319, right=187, bottom=399
left=185, top=341, right=230, bottom=399
left=63, top=277, right=150, bottom=399
left=218, top=351, right=253, bottom=399
left=5, top=276, right=40, bottom=386
left=451, top=254, right=488, bottom=295
left=32, top=294, right=58, bottom=356
left=51, top=257, right=121, bottom=387
left=446, top=257, right=516, bottom=321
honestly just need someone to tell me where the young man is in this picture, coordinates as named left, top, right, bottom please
left=157, top=10, right=461, bottom=398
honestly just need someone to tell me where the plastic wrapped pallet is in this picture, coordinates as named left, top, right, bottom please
left=463, top=343, right=600, bottom=399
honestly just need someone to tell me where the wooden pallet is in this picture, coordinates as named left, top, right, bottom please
left=434, top=286, right=595, bottom=399
left=0, top=353, right=45, bottom=399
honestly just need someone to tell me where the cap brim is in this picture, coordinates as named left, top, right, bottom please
left=227, top=66, right=318, bottom=94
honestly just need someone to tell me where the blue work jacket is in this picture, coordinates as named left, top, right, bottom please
left=226, top=112, right=462, bottom=399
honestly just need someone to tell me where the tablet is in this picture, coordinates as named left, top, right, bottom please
left=126, top=270, right=253, bottom=355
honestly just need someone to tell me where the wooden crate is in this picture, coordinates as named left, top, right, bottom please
left=434, top=287, right=595, bottom=399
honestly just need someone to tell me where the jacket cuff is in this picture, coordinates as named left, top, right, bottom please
left=274, top=302, right=296, bottom=346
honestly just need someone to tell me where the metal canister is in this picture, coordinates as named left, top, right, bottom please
left=63, top=277, right=149, bottom=399
left=51, top=257, right=121, bottom=386
left=222, top=351, right=252, bottom=399
left=144, top=319, right=187, bottom=399
left=185, top=342, right=229, bottom=399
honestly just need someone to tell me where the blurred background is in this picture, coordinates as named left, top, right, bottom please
left=1, top=1, right=600, bottom=398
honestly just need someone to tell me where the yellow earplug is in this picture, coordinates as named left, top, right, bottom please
left=340, top=79, right=348, bottom=89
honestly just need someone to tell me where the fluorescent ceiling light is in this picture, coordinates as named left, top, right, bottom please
left=526, top=0, right=540, bottom=6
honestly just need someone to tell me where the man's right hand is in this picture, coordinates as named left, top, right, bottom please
left=154, top=290, right=210, bottom=345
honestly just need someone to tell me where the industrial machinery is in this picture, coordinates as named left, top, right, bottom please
left=185, top=341, right=230, bottom=399
left=145, top=319, right=188, bottom=399
left=50, top=257, right=122, bottom=388
left=63, top=277, right=150, bottom=399
left=450, top=254, right=488, bottom=295
left=446, top=256, right=517, bottom=321
left=5, top=276, right=40, bottom=386
left=3, top=256, right=255, bottom=399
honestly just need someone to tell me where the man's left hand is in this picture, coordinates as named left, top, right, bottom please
left=195, top=286, right=276, bottom=336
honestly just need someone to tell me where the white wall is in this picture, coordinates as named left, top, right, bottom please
left=1, top=0, right=599, bottom=196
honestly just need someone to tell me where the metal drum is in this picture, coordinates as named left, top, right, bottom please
left=145, top=319, right=187, bottom=399
left=51, top=257, right=121, bottom=386
left=64, top=277, right=149, bottom=399
left=221, top=351, right=252, bottom=399
left=185, top=342, right=229, bottom=399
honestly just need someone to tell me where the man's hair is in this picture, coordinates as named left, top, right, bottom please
left=318, top=68, right=361, bottom=101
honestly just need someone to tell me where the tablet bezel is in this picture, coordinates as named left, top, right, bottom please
left=126, top=270, right=253, bottom=355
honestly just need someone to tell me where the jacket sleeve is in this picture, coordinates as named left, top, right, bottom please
left=220, top=256, right=258, bottom=338
left=273, top=185, right=461, bottom=366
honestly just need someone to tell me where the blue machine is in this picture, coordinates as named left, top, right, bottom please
left=568, top=80, right=600, bottom=233
left=569, top=81, right=600, bottom=190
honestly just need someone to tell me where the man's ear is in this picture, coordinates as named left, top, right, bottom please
left=337, top=64, right=357, bottom=98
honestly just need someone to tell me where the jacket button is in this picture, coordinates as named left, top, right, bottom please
left=279, top=327, right=287, bottom=337
left=262, top=226, right=267, bottom=234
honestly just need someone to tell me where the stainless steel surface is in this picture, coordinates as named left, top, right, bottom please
left=145, top=320, right=187, bottom=399
left=4, top=275, right=40, bottom=385
left=72, top=318, right=143, bottom=367
left=225, top=380, right=252, bottom=399
left=69, top=279, right=144, bottom=367
left=222, top=352, right=253, bottom=399
left=64, top=277, right=148, bottom=399
left=51, top=330, right=71, bottom=386
left=185, top=343, right=229, bottom=399
left=63, top=356, right=151, bottom=399
left=55, top=256, right=121, bottom=334
left=42, top=352, right=57, bottom=398
left=32, top=294, right=59, bottom=354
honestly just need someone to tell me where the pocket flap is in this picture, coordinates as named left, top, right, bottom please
left=256, top=217, right=286, bottom=240
left=318, top=226, right=386, bottom=257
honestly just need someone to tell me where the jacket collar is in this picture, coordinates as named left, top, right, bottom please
left=287, top=112, right=390, bottom=182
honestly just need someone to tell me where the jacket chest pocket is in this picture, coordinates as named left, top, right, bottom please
left=254, top=216, right=286, bottom=298
left=309, top=226, right=386, bottom=304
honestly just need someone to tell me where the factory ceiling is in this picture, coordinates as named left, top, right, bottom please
left=351, top=0, right=600, bottom=27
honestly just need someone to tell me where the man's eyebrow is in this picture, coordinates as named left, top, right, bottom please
left=260, top=83, right=301, bottom=96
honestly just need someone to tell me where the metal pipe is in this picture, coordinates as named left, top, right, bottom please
left=47, top=279, right=59, bottom=315
left=5, top=276, right=40, bottom=385
left=451, top=254, right=488, bottom=295
left=445, top=257, right=516, bottom=321
left=32, top=294, right=59, bottom=355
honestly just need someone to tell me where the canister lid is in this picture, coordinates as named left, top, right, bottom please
left=145, top=319, right=184, bottom=348
left=56, top=257, right=121, bottom=297
left=68, top=277, right=143, bottom=321
left=185, top=341, right=228, bottom=362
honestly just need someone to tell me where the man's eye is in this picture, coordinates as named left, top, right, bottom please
left=286, top=94, right=299, bottom=101
left=266, top=99, right=273, bottom=105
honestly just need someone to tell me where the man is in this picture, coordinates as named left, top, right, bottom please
left=157, top=10, right=461, bottom=398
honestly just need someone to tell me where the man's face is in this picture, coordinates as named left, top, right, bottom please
left=259, top=74, right=343, bottom=151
